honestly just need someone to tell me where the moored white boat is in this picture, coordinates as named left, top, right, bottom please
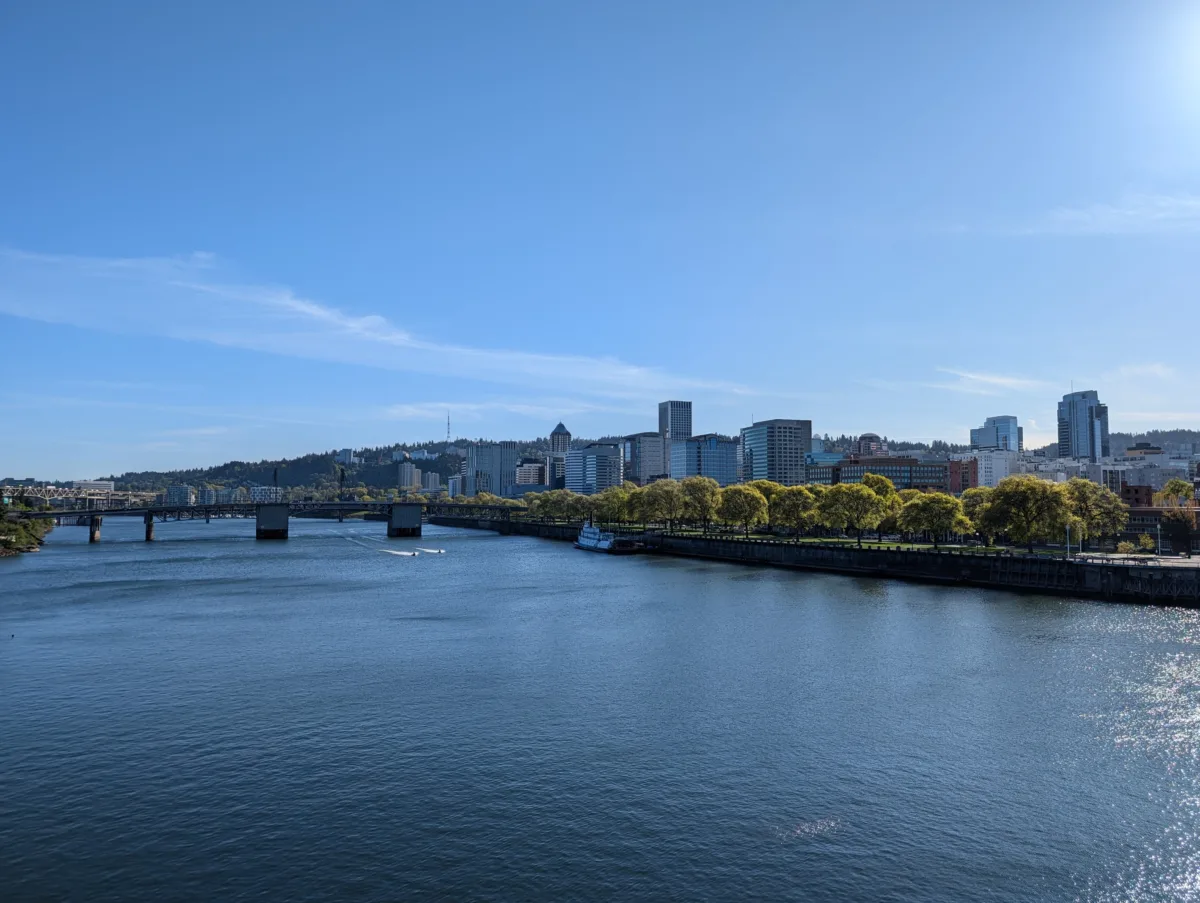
left=574, top=522, right=638, bottom=555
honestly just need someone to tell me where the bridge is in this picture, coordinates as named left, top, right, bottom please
left=18, top=500, right=523, bottom=543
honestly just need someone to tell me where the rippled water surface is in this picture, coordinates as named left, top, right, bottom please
left=3, top=518, right=1200, bottom=901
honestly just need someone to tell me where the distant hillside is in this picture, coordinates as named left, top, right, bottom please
left=1110, top=430, right=1200, bottom=455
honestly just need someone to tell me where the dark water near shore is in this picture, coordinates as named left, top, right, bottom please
left=3, top=518, right=1200, bottom=901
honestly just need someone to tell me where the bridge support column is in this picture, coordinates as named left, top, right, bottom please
left=387, top=503, right=421, bottom=538
left=88, top=515, right=102, bottom=543
left=144, top=512, right=155, bottom=542
left=256, top=503, right=290, bottom=540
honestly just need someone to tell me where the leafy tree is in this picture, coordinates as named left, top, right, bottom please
left=1063, top=478, right=1129, bottom=551
left=1117, top=540, right=1136, bottom=554
left=771, top=485, right=816, bottom=540
left=987, top=475, right=1069, bottom=553
left=680, top=476, right=721, bottom=532
left=1155, top=478, right=1196, bottom=507
left=818, top=483, right=886, bottom=546
left=718, top=485, right=768, bottom=536
left=1161, top=504, right=1197, bottom=556
left=643, top=479, right=685, bottom=530
left=1138, top=533, right=1156, bottom=551
left=860, top=473, right=897, bottom=497
left=961, top=486, right=995, bottom=543
left=897, top=488, right=923, bottom=504
left=746, top=481, right=784, bottom=529
left=593, top=485, right=631, bottom=524
left=898, top=492, right=971, bottom=548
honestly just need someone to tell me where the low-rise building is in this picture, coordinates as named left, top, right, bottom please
left=72, top=480, right=116, bottom=492
left=196, top=487, right=217, bottom=505
left=249, top=485, right=284, bottom=503
left=807, top=457, right=957, bottom=493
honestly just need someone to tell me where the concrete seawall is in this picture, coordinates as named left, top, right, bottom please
left=426, top=516, right=1200, bottom=607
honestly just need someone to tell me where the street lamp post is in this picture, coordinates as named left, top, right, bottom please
left=1157, top=522, right=1162, bottom=556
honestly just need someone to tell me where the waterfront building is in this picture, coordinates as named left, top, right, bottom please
left=1057, top=390, right=1109, bottom=461
left=658, top=401, right=693, bottom=442
left=669, top=434, right=739, bottom=486
left=952, top=449, right=1020, bottom=488
left=248, top=485, right=284, bottom=503
left=446, top=475, right=463, bottom=498
left=740, top=419, right=812, bottom=486
left=421, top=471, right=442, bottom=492
left=623, top=432, right=668, bottom=485
left=806, top=457, right=956, bottom=493
left=166, top=484, right=196, bottom=506
left=853, top=433, right=887, bottom=456
left=515, top=460, right=547, bottom=485
left=466, top=441, right=520, bottom=497
left=550, top=422, right=572, bottom=457
left=970, top=415, right=1023, bottom=452
left=196, top=487, right=217, bottom=506
left=213, top=487, right=237, bottom=504
left=565, top=443, right=624, bottom=495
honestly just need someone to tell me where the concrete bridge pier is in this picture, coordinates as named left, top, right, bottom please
left=256, top=503, right=290, bottom=540
left=387, top=503, right=421, bottom=538
left=88, top=515, right=102, bottom=543
left=144, top=512, right=155, bottom=542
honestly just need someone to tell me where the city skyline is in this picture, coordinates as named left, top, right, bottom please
left=2, top=3, right=1198, bottom=477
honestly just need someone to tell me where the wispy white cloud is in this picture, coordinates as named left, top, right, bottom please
left=0, top=248, right=756, bottom=403
left=164, top=426, right=231, bottom=437
left=1103, top=363, right=1176, bottom=380
left=1031, top=194, right=1200, bottom=235
left=924, top=368, right=1047, bottom=396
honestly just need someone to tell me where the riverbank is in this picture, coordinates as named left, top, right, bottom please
left=428, top=515, right=1200, bottom=607
left=0, top=516, right=53, bottom=555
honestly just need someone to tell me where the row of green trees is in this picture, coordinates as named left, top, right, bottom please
left=0, top=503, right=53, bottom=553
left=520, top=473, right=1157, bottom=552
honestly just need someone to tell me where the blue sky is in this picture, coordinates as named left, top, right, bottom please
left=2, top=1, right=1198, bottom=480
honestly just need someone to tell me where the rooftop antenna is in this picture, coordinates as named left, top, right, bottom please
left=447, top=411, right=451, bottom=444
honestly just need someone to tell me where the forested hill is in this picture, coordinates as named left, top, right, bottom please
left=1110, top=429, right=1200, bottom=454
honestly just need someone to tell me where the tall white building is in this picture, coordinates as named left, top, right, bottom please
left=335, top=448, right=361, bottom=466
left=740, top=419, right=812, bottom=486
left=658, top=401, right=693, bottom=442
left=72, top=480, right=116, bottom=492
left=1057, top=390, right=1109, bottom=461
left=953, top=449, right=1020, bottom=488
left=421, top=471, right=442, bottom=491
left=566, top=444, right=624, bottom=495
left=398, top=461, right=420, bottom=489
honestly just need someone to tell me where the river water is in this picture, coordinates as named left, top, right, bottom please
left=2, top=518, right=1199, bottom=901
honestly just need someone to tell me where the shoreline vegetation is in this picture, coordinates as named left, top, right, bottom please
left=511, top=474, right=1197, bottom=558
left=0, top=506, right=53, bottom=556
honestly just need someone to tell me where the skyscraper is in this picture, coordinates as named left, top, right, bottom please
left=549, top=422, right=571, bottom=456
left=465, top=441, right=520, bottom=496
left=1057, top=391, right=1109, bottom=462
left=739, top=419, right=813, bottom=486
left=658, top=401, right=692, bottom=442
left=970, top=415, right=1023, bottom=452
left=565, top=443, right=624, bottom=495
left=669, top=434, right=740, bottom=485
left=623, top=432, right=668, bottom=484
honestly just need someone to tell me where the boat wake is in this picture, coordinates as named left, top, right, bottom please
left=416, top=548, right=445, bottom=554
left=379, top=549, right=419, bottom=557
